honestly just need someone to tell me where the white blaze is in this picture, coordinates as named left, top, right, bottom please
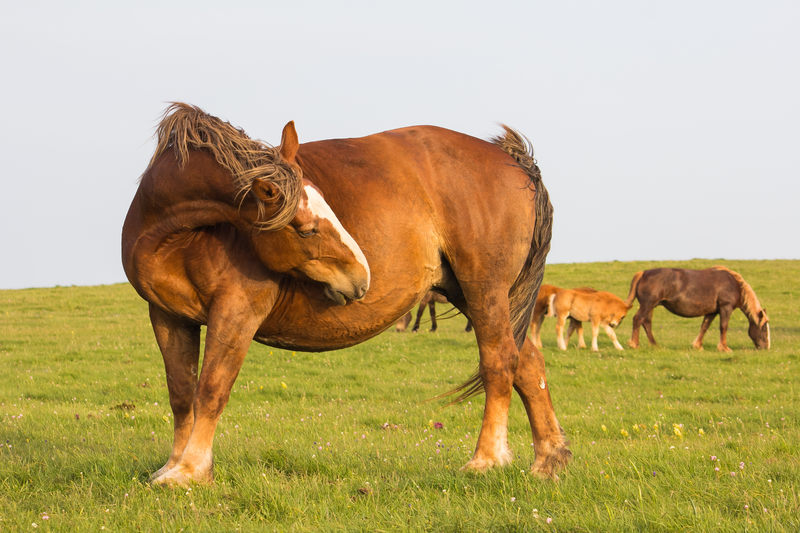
left=303, top=185, right=371, bottom=286
left=767, top=323, right=771, bottom=349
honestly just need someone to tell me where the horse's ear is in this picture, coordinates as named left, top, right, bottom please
left=279, top=121, right=299, bottom=163
left=759, top=309, right=768, bottom=326
left=250, top=178, right=282, bottom=206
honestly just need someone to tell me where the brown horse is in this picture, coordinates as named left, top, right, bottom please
left=529, top=284, right=595, bottom=349
left=395, top=291, right=473, bottom=332
left=550, top=289, right=630, bottom=351
left=625, top=267, right=770, bottom=352
left=122, top=103, right=570, bottom=486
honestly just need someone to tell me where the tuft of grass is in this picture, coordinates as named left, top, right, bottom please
left=0, top=259, right=798, bottom=531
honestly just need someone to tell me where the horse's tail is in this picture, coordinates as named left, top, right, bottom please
left=438, top=126, right=552, bottom=404
left=546, top=293, right=557, bottom=317
left=625, top=271, right=644, bottom=308
left=493, top=125, right=553, bottom=349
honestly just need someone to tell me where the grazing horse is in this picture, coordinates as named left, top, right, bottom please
left=549, top=289, right=630, bottom=351
left=395, top=291, right=473, bottom=332
left=625, top=267, right=770, bottom=352
left=122, top=103, right=570, bottom=486
left=529, top=285, right=595, bottom=349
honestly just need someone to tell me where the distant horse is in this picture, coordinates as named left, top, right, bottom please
left=549, top=289, right=630, bottom=351
left=529, top=284, right=595, bottom=349
left=625, top=267, right=770, bottom=351
left=395, top=291, right=473, bottom=332
left=122, top=103, right=569, bottom=486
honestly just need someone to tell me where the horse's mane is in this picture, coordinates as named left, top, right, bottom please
left=712, top=266, right=765, bottom=320
left=147, top=102, right=301, bottom=231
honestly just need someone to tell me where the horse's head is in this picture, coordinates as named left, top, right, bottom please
left=748, top=309, right=770, bottom=349
left=608, top=309, right=627, bottom=328
left=242, top=122, right=370, bottom=304
left=606, top=296, right=629, bottom=328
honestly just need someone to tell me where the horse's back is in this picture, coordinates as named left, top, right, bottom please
left=298, top=126, right=539, bottom=279
left=640, top=267, right=739, bottom=316
left=263, top=125, right=544, bottom=348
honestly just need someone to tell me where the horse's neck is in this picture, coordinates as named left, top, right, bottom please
left=737, top=294, right=762, bottom=324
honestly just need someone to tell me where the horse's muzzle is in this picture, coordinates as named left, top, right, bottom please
left=324, top=282, right=368, bottom=305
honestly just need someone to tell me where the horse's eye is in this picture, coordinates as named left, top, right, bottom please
left=297, top=226, right=318, bottom=238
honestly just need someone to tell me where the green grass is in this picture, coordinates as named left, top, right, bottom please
left=1, top=259, right=798, bottom=531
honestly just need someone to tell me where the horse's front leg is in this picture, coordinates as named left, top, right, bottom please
left=151, top=297, right=265, bottom=486
left=513, top=337, right=571, bottom=479
left=462, top=290, right=517, bottom=471
left=717, top=307, right=733, bottom=352
left=603, top=324, right=624, bottom=350
left=590, top=319, right=601, bottom=351
left=148, top=305, right=200, bottom=481
left=692, top=313, right=716, bottom=350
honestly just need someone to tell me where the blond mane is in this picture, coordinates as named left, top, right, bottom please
left=147, top=102, right=301, bottom=230
left=712, top=266, right=765, bottom=320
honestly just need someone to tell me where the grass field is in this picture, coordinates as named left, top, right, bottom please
left=1, top=259, right=798, bottom=531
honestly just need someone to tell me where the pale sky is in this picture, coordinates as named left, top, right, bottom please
left=1, top=1, right=798, bottom=289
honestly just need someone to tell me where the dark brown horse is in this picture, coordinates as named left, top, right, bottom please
left=395, top=291, right=473, bottom=332
left=122, top=103, right=569, bottom=486
left=625, top=267, right=770, bottom=351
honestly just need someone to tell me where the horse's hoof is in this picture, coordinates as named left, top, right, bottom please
left=150, top=465, right=213, bottom=487
left=627, top=341, right=638, bottom=349
left=461, top=448, right=513, bottom=472
left=148, top=463, right=177, bottom=483
left=531, top=445, right=572, bottom=480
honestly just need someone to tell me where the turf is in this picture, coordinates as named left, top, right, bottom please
left=1, top=259, right=798, bottom=531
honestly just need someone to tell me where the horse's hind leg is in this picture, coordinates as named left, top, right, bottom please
left=428, top=301, right=438, bottom=332
left=555, top=313, right=568, bottom=350
left=148, top=305, right=200, bottom=481
left=717, top=307, right=733, bottom=352
left=630, top=303, right=658, bottom=347
left=692, top=314, right=715, bottom=350
left=460, top=288, right=518, bottom=471
left=151, top=299, right=263, bottom=486
left=513, top=338, right=571, bottom=479
left=411, top=300, right=427, bottom=332
left=567, top=318, right=585, bottom=348
left=590, top=319, right=601, bottom=351
left=395, top=312, right=412, bottom=332
left=642, top=309, right=658, bottom=346
left=629, top=306, right=647, bottom=348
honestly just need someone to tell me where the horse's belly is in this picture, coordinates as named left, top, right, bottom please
left=662, top=300, right=716, bottom=318
left=254, top=301, right=409, bottom=351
